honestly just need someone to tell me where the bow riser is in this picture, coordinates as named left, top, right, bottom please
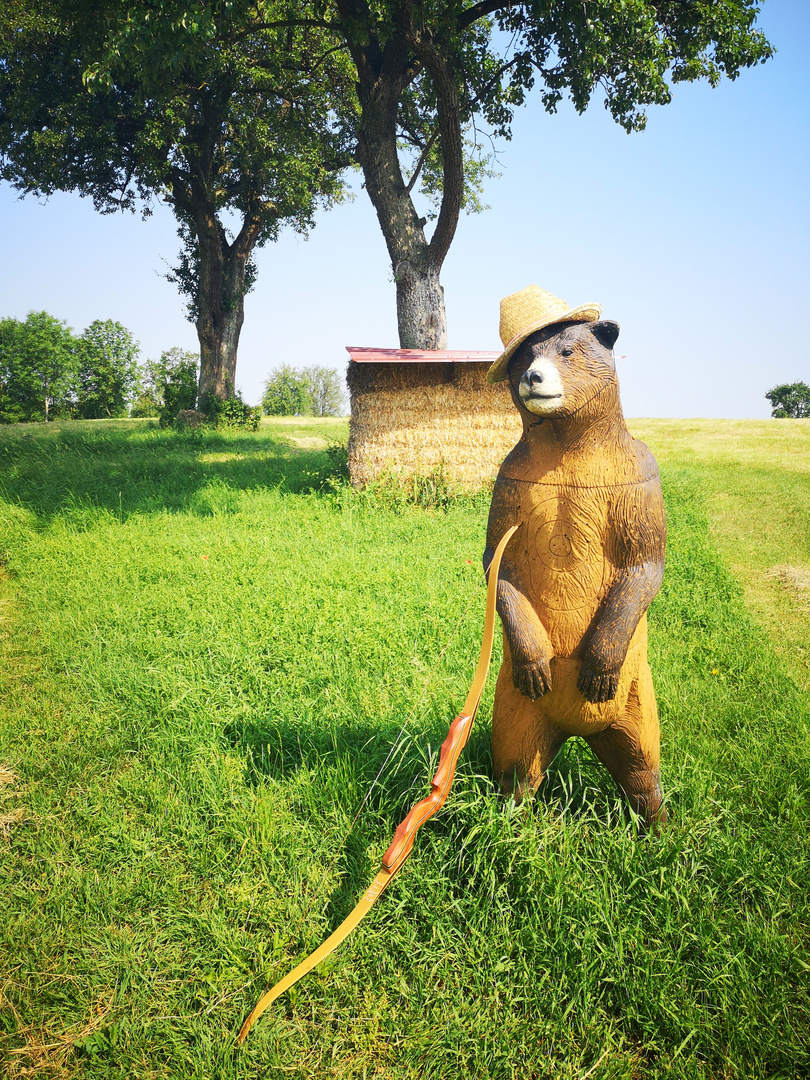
left=382, top=711, right=473, bottom=873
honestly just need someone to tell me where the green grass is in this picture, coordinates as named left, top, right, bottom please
left=629, top=419, right=810, bottom=690
left=0, top=418, right=808, bottom=1079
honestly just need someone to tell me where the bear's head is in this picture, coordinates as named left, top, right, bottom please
left=507, top=320, right=620, bottom=420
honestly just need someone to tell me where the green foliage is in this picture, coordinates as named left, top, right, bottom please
left=305, top=365, right=347, bottom=418
left=76, top=319, right=140, bottom=419
left=0, top=420, right=808, bottom=1077
left=262, top=365, right=346, bottom=418
left=261, top=365, right=314, bottom=417
left=482, top=0, right=773, bottom=135
left=129, top=393, right=160, bottom=419
left=261, top=364, right=312, bottom=417
left=130, top=347, right=199, bottom=421
left=199, top=387, right=260, bottom=431
left=765, top=381, right=810, bottom=419
left=348, top=463, right=485, bottom=513
left=0, top=313, right=145, bottom=423
left=0, top=0, right=357, bottom=394
left=324, top=439, right=349, bottom=483
left=0, top=310, right=78, bottom=422
left=155, top=347, right=199, bottom=426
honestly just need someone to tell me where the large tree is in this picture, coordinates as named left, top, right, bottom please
left=76, top=320, right=140, bottom=418
left=765, top=382, right=810, bottom=419
left=0, top=311, right=78, bottom=423
left=282, top=0, right=773, bottom=348
left=0, top=0, right=355, bottom=403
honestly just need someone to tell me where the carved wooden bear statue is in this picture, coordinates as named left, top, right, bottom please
left=484, top=285, right=667, bottom=828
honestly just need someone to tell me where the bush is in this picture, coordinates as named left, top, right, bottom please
left=130, top=394, right=160, bottom=418
left=197, top=389, right=260, bottom=430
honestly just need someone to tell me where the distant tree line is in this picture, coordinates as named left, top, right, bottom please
left=262, top=365, right=346, bottom=418
left=0, top=311, right=140, bottom=423
left=1, top=310, right=345, bottom=426
left=0, top=310, right=206, bottom=426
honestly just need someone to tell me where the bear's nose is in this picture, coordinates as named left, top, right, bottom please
left=528, top=371, right=545, bottom=389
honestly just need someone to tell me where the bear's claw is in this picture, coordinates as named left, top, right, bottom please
left=577, top=665, right=620, bottom=703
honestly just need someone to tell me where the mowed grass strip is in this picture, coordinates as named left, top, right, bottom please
left=630, top=418, right=810, bottom=690
left=0, top=420, right=808, bottom=1080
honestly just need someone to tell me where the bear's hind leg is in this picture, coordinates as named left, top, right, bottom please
left=491, top=658, right=567, bottom=802
left=583, top=663, right=667, bottom=830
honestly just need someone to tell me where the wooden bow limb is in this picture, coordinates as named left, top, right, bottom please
left=237, top=523, right=519, bottom=1043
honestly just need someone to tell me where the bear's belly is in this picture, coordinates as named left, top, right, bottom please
left=522, top=488, right=611, bottom=657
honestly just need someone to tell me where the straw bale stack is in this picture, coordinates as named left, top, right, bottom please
left=347, top=355, right=522, bottom=489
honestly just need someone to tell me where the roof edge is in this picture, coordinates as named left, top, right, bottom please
left=346, top=347, right=500, bottom=364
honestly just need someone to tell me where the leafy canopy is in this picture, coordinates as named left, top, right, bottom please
left=332, top=0, right=772, bottom=220
left=0, top=0, right=355, bottom=228
left=765, top=382, right=810, bottom=420
left=76, top=320, right=140, bottom=419
left=0, top=311, right=78, bottom=423
left=0, top=1, right=358, bottom=396
left=262, top=364, right=346, bottom=417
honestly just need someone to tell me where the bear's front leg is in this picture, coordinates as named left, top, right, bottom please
left=484, top=544, right=552, bottom=699
left=578, top=560, right=664, bottom=703
left=579, top=477, right=666, bottom=704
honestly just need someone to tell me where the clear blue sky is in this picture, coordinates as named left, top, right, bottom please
left=1, top=0, right=807, bottom=418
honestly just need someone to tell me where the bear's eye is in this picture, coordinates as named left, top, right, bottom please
left=560, top=347, right=574, bottom=358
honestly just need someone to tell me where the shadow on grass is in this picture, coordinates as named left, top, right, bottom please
left=225, top=709, right=632, bottom=848
left=462, top=727, right=643, bottom=827
left=0, top=422, right=342, bottom=525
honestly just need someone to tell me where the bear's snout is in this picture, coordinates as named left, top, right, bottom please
left=517, top=357, right=565, bottom=414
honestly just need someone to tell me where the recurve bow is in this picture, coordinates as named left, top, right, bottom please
left=237, top=523, right=519, bottom=1043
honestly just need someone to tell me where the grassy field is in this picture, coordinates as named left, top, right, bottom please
left=0, top=416, right=808, bottom=1079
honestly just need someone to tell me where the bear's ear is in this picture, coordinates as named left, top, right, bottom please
left=590, top=320, right=620, bottom=351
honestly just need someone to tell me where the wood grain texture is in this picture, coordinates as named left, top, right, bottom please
left=485, top=320, right=667, bottom=826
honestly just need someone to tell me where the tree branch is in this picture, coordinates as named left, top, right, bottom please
left=466, top=53, right=524, bottom=112
left=228, top=19, right=342, bottom=45
left=405, top=33, right=464, bottom=266
left=404, top=128, right=438, bottom=195
left=457, top=0, right=517, bottom=33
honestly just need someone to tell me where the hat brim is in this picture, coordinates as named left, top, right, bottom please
left=486, top=302, right=603, bottom=384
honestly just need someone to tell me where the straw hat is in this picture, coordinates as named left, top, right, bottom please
left=486, top=285, right=602, bottom=383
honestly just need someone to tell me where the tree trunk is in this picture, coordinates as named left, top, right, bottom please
left=356, top=101, right=451, bottom=349
left=169, top=154, right=264, bottom=407
left=354, top=74, right=448, bottom=348
left=194, top=218, right=248, bottom=403
left=394, top=260, right=447, bottom=349
left=344, top=11, right=465, bottom=350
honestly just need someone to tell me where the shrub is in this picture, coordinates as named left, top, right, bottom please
left=197, top=389, right=260, bottom=430
left=130, top=394, right=160, bottom=418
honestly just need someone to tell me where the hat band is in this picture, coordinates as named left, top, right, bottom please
left=501, top=327, right=532, bottom=355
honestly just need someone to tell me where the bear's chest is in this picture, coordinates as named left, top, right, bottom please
left=520, top=486, right=610, bottom=615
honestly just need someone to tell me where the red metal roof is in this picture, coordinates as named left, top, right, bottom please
left=346, top=347, right=500, bottom=364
